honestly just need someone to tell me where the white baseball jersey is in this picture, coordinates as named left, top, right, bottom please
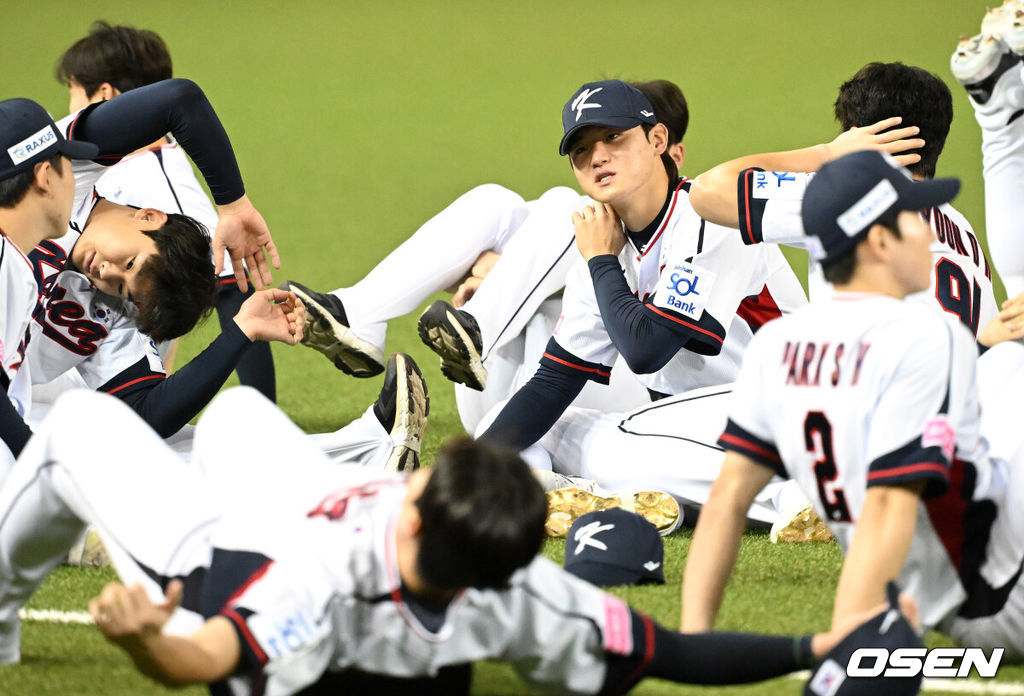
left=737, top=169, right=998, bottom=336
left=0, top=232, right=37, bottom=417
left=23, top=112, right=168, bottom=397
left=720, top=293, right=1024, bottom=639
left=549, top=178, right=799, bottom=396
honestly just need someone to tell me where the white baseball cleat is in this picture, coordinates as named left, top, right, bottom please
left=951, top=34, right=1024, bottom=128
left=284, top=280, right=386, bottom=378
left=545, top=479, right=681, bottom=538
left=65, top=527, right=111, bottom=567
left=374, top=353, right=429, bottom=473
left=417, top=300, right=487, bottom=391
left=981, top=0, right=1024, bottom=53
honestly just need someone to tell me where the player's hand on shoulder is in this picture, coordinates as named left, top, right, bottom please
left=89, top=580, right=183, bottom=646
left=214, top=194, right=281, bottom=293
left=979, top=291, right=1024, bottom=347
left=826, top=117, right=924, bottom=168
left=572, top=202, right=626, bottom=261
left=234, top=288, right=305, bottom=344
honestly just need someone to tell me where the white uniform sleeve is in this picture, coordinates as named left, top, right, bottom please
left=736, top=169, right=818, bottom=251
left=547, top=257, right=618, bottom=381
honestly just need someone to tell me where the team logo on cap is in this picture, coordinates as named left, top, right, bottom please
left=7, top=125, right=57, bottom=166
left=571, top=87, right=603, bottom=122
left=572, top=520, right=614, bottom=554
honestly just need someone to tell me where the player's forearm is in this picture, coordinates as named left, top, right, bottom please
left=588, top=256, right=687, bottom=372
left=68, top=79, right=244, bottom=205
left=689, top=145, right=829, bottom=227
left=480, top=363, right=586, bottom=450
left=831, top=484, right=920, bottom=628
left=680, top=487, right=746, bottom=632
left=117, top=633, right=226, bottom=687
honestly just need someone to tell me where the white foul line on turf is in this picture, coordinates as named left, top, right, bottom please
left=788, top=670, right=1024, bottom=695
left=19, top=609, right=93, bottom=625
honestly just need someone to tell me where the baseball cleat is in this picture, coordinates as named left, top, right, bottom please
left=417, top=300, right=487, bottom=391
left=545, top=485, right=681, bottom=538
left=283, top=281, right=386, bottom=378
left=65, top=527, right=112, bottom=567
left=951, top=34, right=1024, bottom=106
left=373, top=353, right=429, bottom=472
left=981, top=0, right=1024, bottom=53
left=769, top=505, right=834, bottom=544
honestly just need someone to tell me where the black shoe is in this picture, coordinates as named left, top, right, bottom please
left=416, top=300, right=487, bottom=391
left=283, top=281, right=385, bottom=377
left=373, top=353, right=429, bottom=472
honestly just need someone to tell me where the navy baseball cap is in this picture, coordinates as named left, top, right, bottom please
left=0, top=98, right=99, bottom=181
left=563, top=508, right=665, bottom=586
left=804, top=583, right=923, bottom=696
left=801, top=150, right=959, bottom=265
left=559, top=80, right=658, bottom=155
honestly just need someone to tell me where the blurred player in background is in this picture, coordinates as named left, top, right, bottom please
left=682, top=150, right=1024, bottom=662
left=0, top=384, right=909, bottom=694
left=54, top=20, right=277, bottom=400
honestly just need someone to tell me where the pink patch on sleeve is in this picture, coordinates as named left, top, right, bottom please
left=921, top=415, right=955, bottom=462
left=602, top=594, right=633, bottom=656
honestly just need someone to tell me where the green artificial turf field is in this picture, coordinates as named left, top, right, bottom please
left=2, top=1, right=1021, bottom=693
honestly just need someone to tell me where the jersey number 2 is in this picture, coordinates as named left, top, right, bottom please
left=804, top=411, right=852, bottom=523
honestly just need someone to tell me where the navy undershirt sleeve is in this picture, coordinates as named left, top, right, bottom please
left=0, top=393, right=32, bottom=457
left=588, top=255, right=690, bottom=373
left=67, top=79, right=244, bottom=205
left=479, top=363, right=587, bottom=450
left=115, top=321, right=253, bottom=437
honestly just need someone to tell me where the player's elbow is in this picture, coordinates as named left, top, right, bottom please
left=621, top=346, right=673, bottom=374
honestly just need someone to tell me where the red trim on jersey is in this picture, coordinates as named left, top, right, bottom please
left=104, top=374, right=165, bottom=394
left=222, top=606, right=269, bottom=666
left=736, top=285, right=783, bottom=332
left=742, top=170, right=756, bottom=245
left=644, top=304, right=725, bottom=344
left=636, top=180, right=686, bottom=261
left=866, top=461, right=948, bottom=482
left=923, top=458, right=969, bottom=571
left=542, top=352, right=611, bottom=378
left=226, top=559, right=274, bottom=605
left=718, top=432, right=781, bottom=463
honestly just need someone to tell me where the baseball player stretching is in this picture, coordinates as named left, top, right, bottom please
left=0, top=385, right=907, bottom=694
left=682, top=150, right=1024, bottom=663
left=54, top=21, right=277, bottom=399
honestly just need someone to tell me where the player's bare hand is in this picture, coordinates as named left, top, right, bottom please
left=979, top=291, right=1024, bottom=347
left=214, top=194, right=281, bottom=293
left=452, top=275, right=483, bottom=308
left=826, top=117, right=924, bottom=168
left=573, top=203, right=626, bottom=261
left=90, top=580, right=182, bottom=647
left=234, top=289, right=305, bottom=344
left=470, top=250, right=501, bottom=280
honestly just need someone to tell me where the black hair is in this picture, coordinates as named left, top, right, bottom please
left=134, top=214, right=216, bottom=342
left=834, top=62, right=952, bottom=179
left=415, top=437, right=547, bottom=590
left=634, top=79, right=688, bottom=181
left=0, top=154, right=66, bottom=208
left=821, top=211, right=903, bottom=285
left=55, top=21, right=172, bottom=97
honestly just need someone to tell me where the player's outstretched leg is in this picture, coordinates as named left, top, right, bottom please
left=417, top=300, right=487, bottom=391
left=283, top=280, right=386, bottom=377
left=373, top=353, right=430, bottom=472
left=535, top=471, right=681, bottom=538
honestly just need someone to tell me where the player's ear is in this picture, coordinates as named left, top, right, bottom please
left=133, top=208, right=169, bottom=226
left=667, top=142, right=685, bottom=169
left=94, top=82, right=119, bottom=103
left=647, top=123, right=669, bottom=156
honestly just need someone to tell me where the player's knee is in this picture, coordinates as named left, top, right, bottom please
left=197, top=386, right=268, bottom=435
left=537, top=186, right=582, bottom=211
left=462, top=183, right=525, bottom=212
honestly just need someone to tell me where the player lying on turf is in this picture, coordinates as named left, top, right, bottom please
left=681, top=149, right=1024, bottom=662
left=1, top=79, right=297, bottom=474
left=53, top=20, right=277, bottom=399
left=0, top=385, right=915, bottom=695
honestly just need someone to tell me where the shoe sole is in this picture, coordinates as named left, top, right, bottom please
left=384, top=354, right=430, bottom=473
left=286, top=283, right=386, bottom=378
left=417, top=303, right=487, bottom=391
left=545, top=488, right=681, bottom=538
left=770, top=506, right=834, bottom=544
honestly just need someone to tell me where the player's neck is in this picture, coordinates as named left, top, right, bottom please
left=614, top=170, right=670, bottom=232
left=396, top=534, right=457, bottom=605
left=834, top=271, right=909, bottom=300
left=0, top=198, right=58, bottom=255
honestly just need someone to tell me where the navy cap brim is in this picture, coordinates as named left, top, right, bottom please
left=57, top=139, right=99, bottom=161
left=898, top=176, right=960, bottom=214
left=559, top=116, right=646, bottom=155
left=565, top=560, right=644, bottom=587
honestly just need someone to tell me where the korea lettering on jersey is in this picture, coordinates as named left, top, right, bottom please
left=549, top=180, right=787, bottom=395
left=737, top=168, right=997, bottom=336
left=209, top=476, right=630, bottom=696
left=719, top=295, right=996, bottom=631
left=23, top=110, right=165, bottom=395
